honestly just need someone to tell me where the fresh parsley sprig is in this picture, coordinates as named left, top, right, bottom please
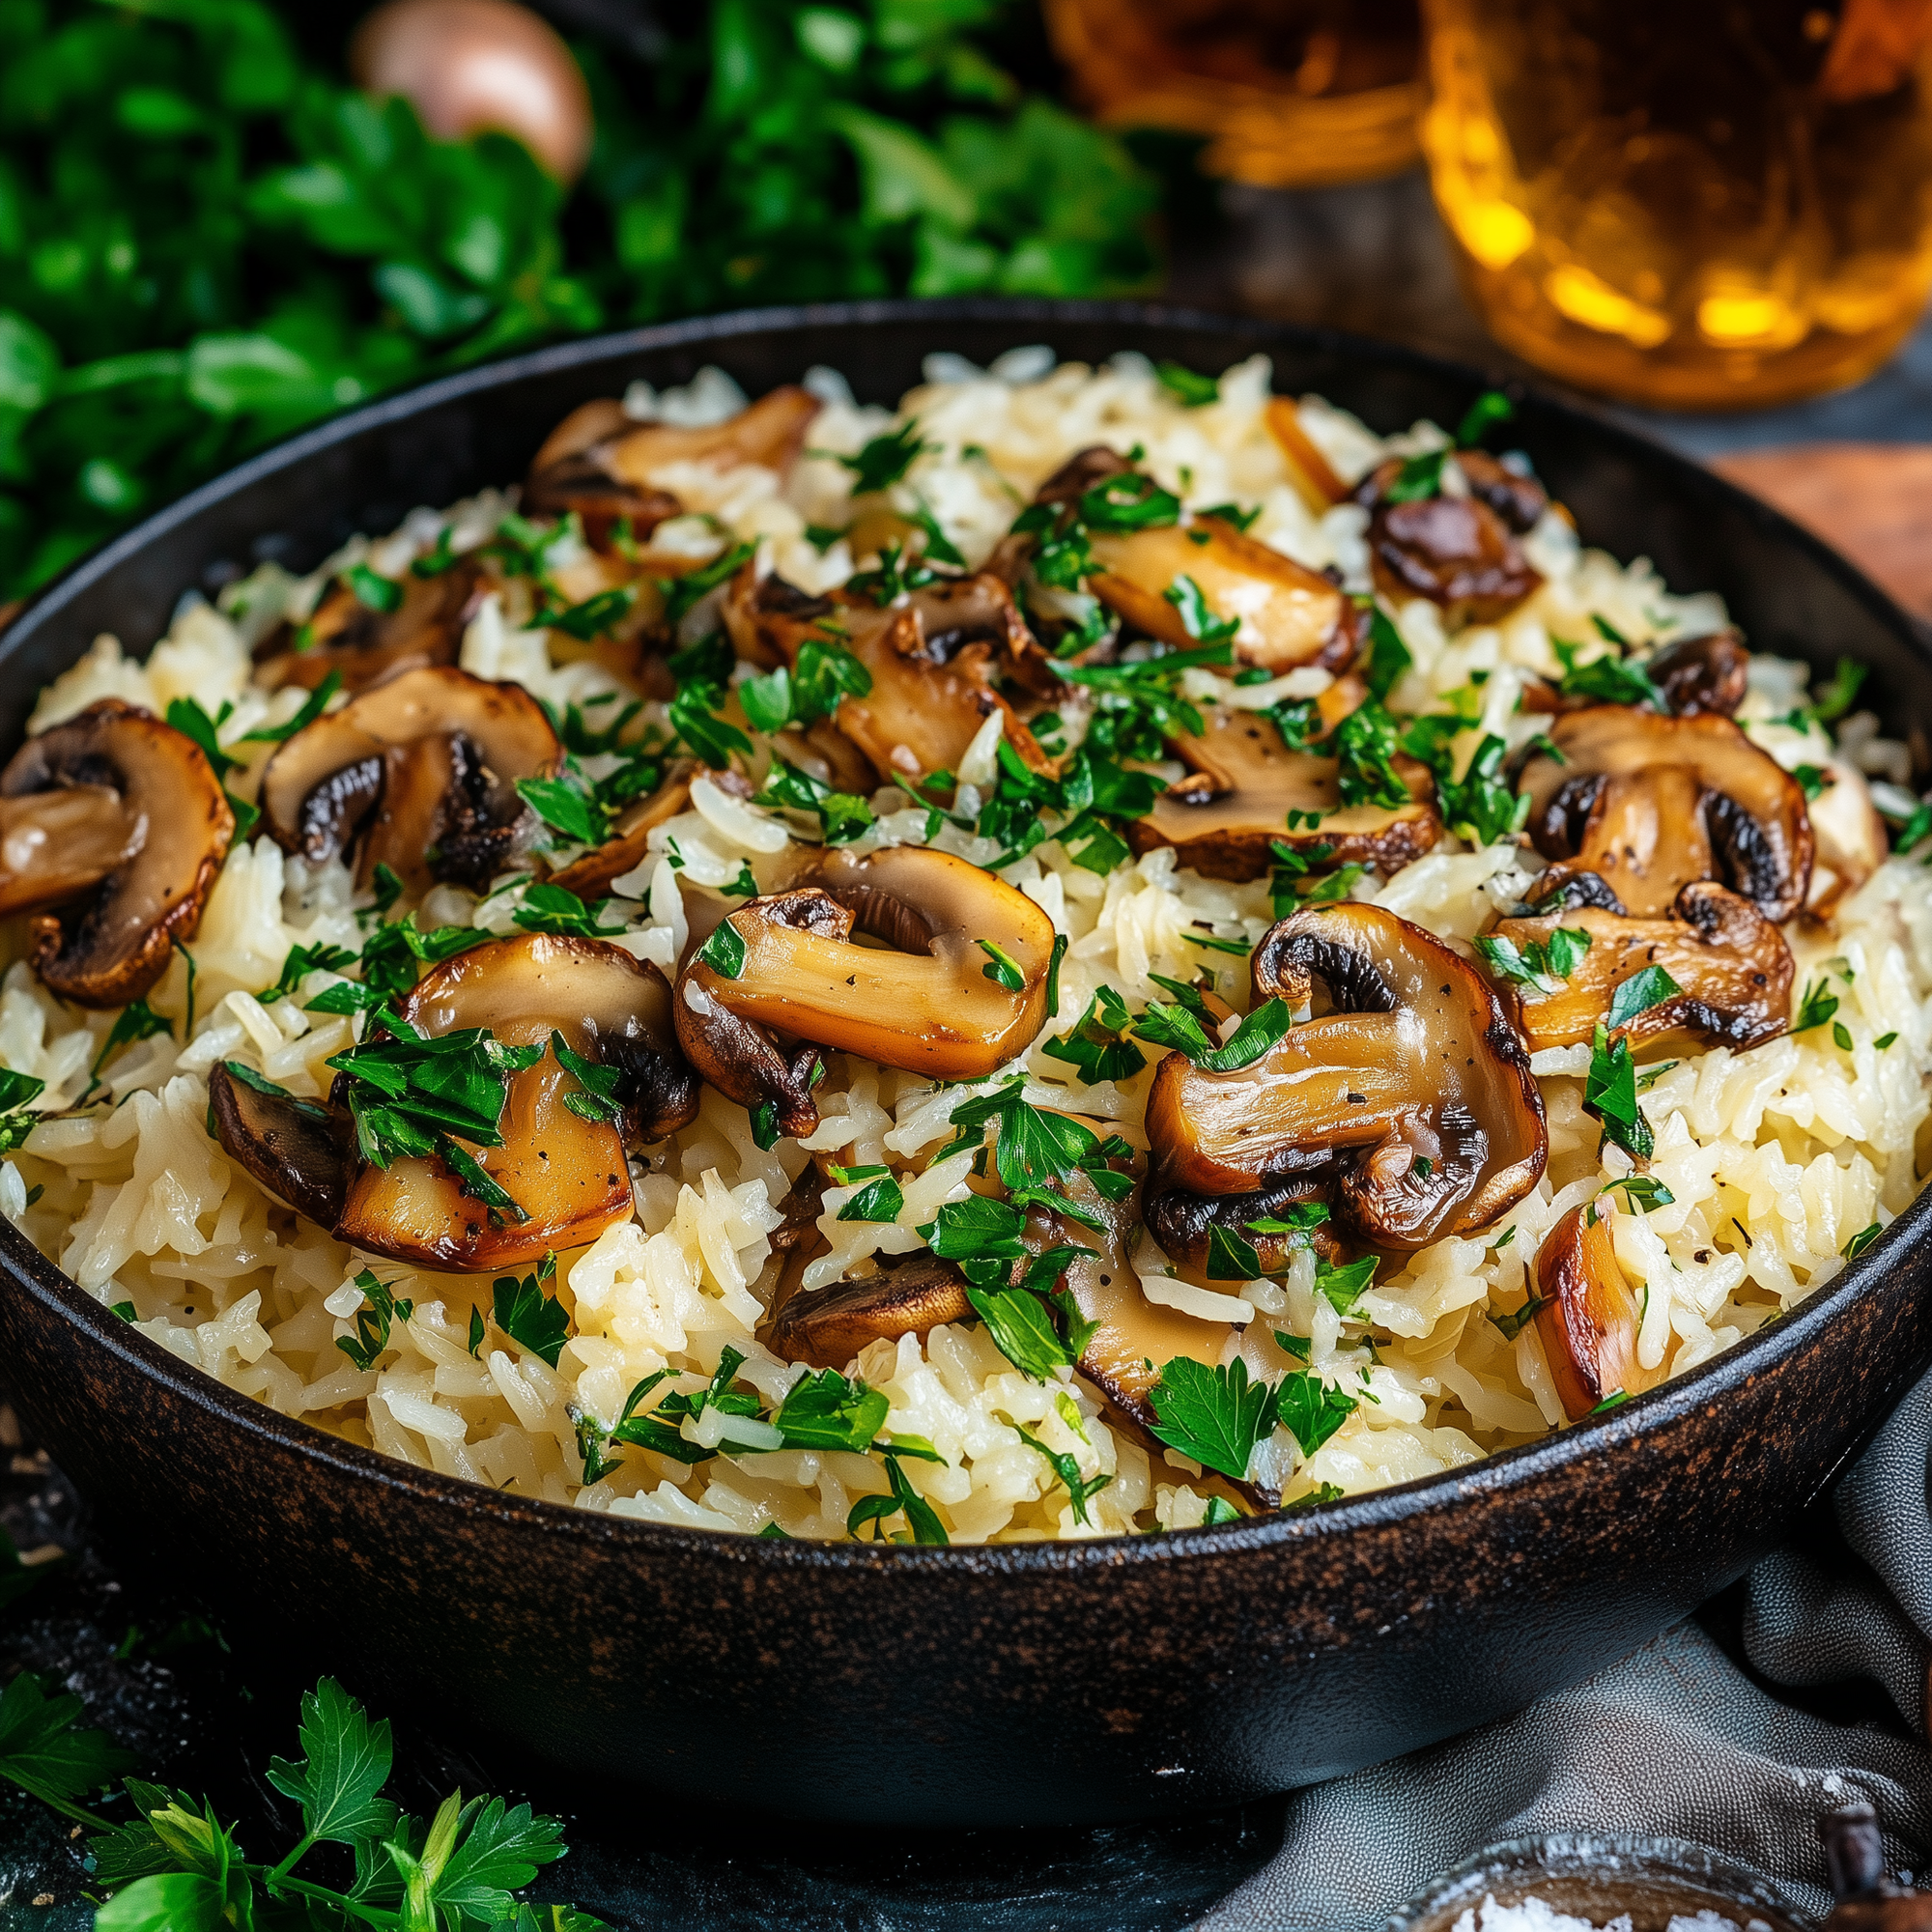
left=1132, top=996, right=1292, bottom=1072
left=1148, top=1357, right=1277, bottom=1483
left=336, top=1268, right=413, bottom=1373
left=1476, top=925, right=1592, bottom=997
left=1585, top=1021, right=1653, bottom=1162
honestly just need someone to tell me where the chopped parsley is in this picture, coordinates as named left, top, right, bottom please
left=658, top=541, right=755, bottom=629
left=1456, top=389, right=1515, bottom=447
left=335, top=1268, right=412, bottom=1373
left=696, top=918, right=747, bottom=980
left=327, top=1012, right=543, bottom=1223
left=1206, top=1224, right=1263, bottom=1281
left=1011, top=1424, right=1113, bottom=1525
left=832, top=1166, right=904, bottom=1223
left=1381, top=448, right=1446, bottom=503
left=1155, top=359, right=1220, bottom=407
left=774, top=1369, right=890, bottom=1453
left=1400, top=717, right=1529, bottom=845
left=270, top=940, right=358, bottom=999
left=1476, top=926, right=1591, bottom=997
left=1164, top=573, right=1239, bottom=645
left=1605, top=963, right=1682, bottom=1032
left=736, top=639, right=871, bottom=734
left=847, top=1451, right=950, bottom=1545
left=1606, top=1174, right=1675, bottom=1212
left=1049, top=639, right=1231, bottom=764
left=549, top=584, right=637, bottom=640
left=1332, top=698, right=1411, bottom=810
left=1362, top=605, right=1412, bottom=700
left=936, top=1077, right=1134, bottom=1201
left=754, top=757, right=874, bottom=844
left=1585, top=1021, right=1653, bottom=1161
left=512, top=883, right=627, bottom=941
left=1044, top=984, right=1148, bottom=1085
left=834, top=419, right=931, bottom=495
left=1793, top=978, right=1839, bottom=1034
left=239, top=668, right=344, bottom=744
left=1794, top=764, right=1833, bottom=802
left=1552, top=638, right=1660, bottom=707
left=343, top=560, right=403, bottom=612
left=1812, top=658, right=1868, bottom=724
left=1132, top=995, right=1293, bottom=1072
left=491, top=1253, right=569, bottom=1367
left=1842, top=1221, right=1882, bottom=1261
left=1314, top=1253, right=1377, bottom=1316
left=90, top=996, right=172, bottom=1079
left=1079, top=470, right=1182, bottom=532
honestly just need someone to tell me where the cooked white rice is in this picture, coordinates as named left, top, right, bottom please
left=5, top=348, right=1927, bottom=1543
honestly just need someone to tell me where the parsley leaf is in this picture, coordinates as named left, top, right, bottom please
left=1381, top=449, right=1446, bottom=502
left=1132, top=995, right=1293, bottom=1072
left=1274, top=1370, right=1358, bottom=1456
left=1794, top=764, right=1833, bottom=802
left=1079, top=470, right=1181, bottom=531
left=1362, top=605, right=1411, bottom=700
left=1843, top=1221, right=1882, bottom=1261
left=1043, top=985, right=1148, bottom=1085
left=492, top=1255, right=569, bottom=1367
left=264, top=1677, right=398, bottom=1852
left=91, top=997, right=172, bottom=1078
left=428, top=1794, right=569, bottom=1921
left=239, top=668, right=344, bottom=744
left=1475, top=926, right=1592, bottom=997
left=1553, top=638, right=1660, bottom=707
left=836, top=419, right=931, bottom=495
left=1332, top=698, right=1411, bottom=810
left=550, top=1029, right=624, bottom=1124
left=1314, top=1254, right=1377, bottom=1315
left=1812, top=658, right=1868, bottom=723
left=659, top=543, right=756, bottom=629
left=1155, top=359, right=1220, bottom=407
left=0, top=1669, right=134, bottom=1826
left=1585, top=1021, right=1653, bottom=1161
left=1011, top=1425, right=1113, bottom=1525
left=270, top=940, right=358, bottom=1000
left=1456, top=390, right=1515, bottom=447
left=964, top=1282, right=1089, bottom=1382
left=1794, top=978, right=1840, bottom=1033
left=1605, top=963, right=1683, bottom=1032
left=513, top=883, right=626, bottom=940
left=1400, top=718, right=1528, bottom=845
left=1148, top=1357, right=1278, bottom=1483
left=774, top=1370, right=889, bottom=1453
left=1164, top=572, right=1239, bottom=645
left=835, top=1170, right=905, bottom=1222
left=344, top=561, right=403, bottom=612
left=847, top=1452, right=950, bottom=1544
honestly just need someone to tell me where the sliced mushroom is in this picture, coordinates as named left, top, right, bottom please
left=207, top=1064, right=356, bottom=1230
left=1357, top=457, right=1544, bottom=625
left=212, top=935, right=692, bottom=1271
left=253, top=558, right=485, bottom=694
left=1264, top=397, right=1350, bottom=514
left=1013, top=445, right=1360, bottom=673
left=674, top=847, right=1057, bottom=1138
left=526, top=386, right=819, bottom=547
left=1454, top=450, right=1548, bottom=533
left=547, top=758, right=696, bottom=901
left=0, top=701, right=233, bottom=1008
left=259, top=666, right=561, bottom=898
left=1145, top=902, right=1547, bottom=1249
left=1532, top=1203, right=1666, bottom=1420
left=1517, top=706, right=1814, bottom=923
left=1644, top=628, right=1747, bottom=718
left=721, top=563, right=1054, bottom=786
left=1805, top=756, right=1888, bottom=919
left=1057, top=1179, right=1276, bottom=1510
left=768, top=1252, right=975, bottom=1370
left=1489, top=880, right=1793, bottom=1057
left=1130, top=701, right=1440, bottom=883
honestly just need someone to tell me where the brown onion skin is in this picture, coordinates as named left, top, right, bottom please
left=350, top=0, right=593, bottom=184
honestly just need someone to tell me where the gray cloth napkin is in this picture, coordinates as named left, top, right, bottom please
left=1198, top=1373, right=1932, bottom=1932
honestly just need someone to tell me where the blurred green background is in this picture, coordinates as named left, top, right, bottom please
left=0, top=0, right=1191, bottom=607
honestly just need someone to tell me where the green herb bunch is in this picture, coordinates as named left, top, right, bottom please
left=0, top=0, right=1161, bottom=604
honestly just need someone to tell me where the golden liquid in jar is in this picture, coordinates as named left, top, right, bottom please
left=1046, top=0, right=1425, bottom=188
left=1421, top=0, right=1932, bottom=408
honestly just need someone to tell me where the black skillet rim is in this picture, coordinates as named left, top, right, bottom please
left=0, top=294, right=1920, bottom=1576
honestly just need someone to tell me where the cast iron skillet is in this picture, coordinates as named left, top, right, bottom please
left=1, top=300, right=1927, bottom=1829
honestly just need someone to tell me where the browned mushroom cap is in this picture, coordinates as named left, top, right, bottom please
left=768, top=1252, right=975, bottom=1370
left=1453, top=450, right=1549, bottom=533
left=1518, top=706, right=1814, bottom=923
left=1357, top=457, right=1544, bottom=625
left=1490, top=880, right=1793, bottom=1058
left=720, top=563, right=1055, bottom=786
left=253, top=558, right=486, bottom=695
left=1264, top=397, right=1350, bottom=514
left=1532, top=1203, right=1666, bottom=1420
left=675, top=846, right=1058, bottom=1137
left=207, top=1063, right=356, bottom=1230
left=1129, top=701, right=1439, bottom=883
left=1146, top=903, right=1547, bottom=1249
left=1644, top=628, right=1748, bottom=717
left=0, top=701, right=233, bottom=1009
left=526, top=385, right=819, bottom=549
left=336, top=934, right=686, bottom=1271
left=259, top=666, right=561, bottom=898
left=546, top=758, right=696, bottom=901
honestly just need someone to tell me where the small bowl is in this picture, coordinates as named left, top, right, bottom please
left=1389, top=1835, right=1821, bottom=1932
